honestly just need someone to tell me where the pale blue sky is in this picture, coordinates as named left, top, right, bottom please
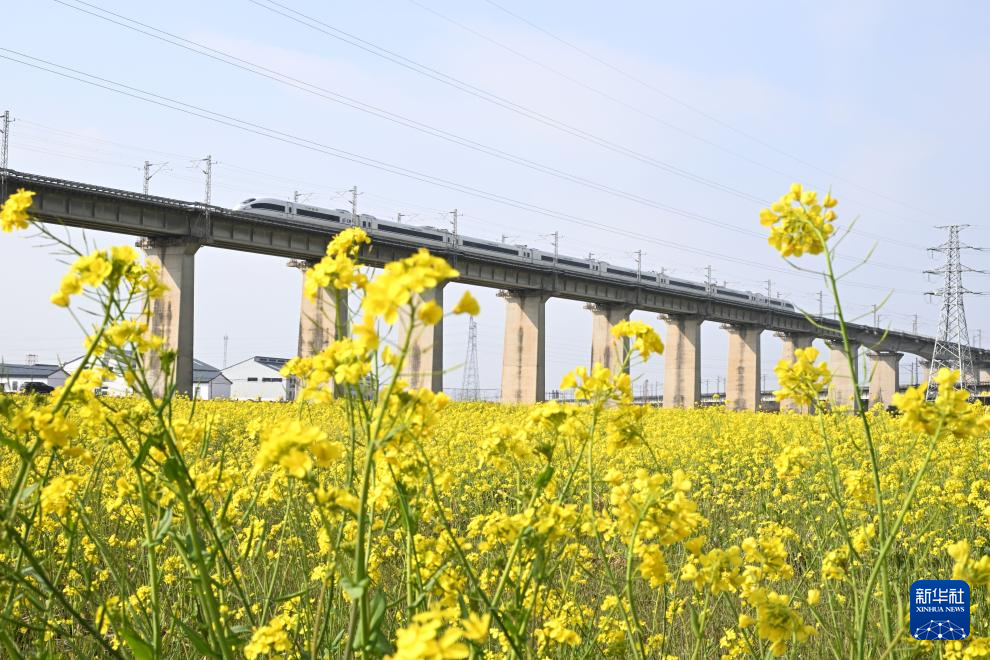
left=1, top=0, right=987, bottom=393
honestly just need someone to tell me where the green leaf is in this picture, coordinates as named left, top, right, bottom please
left=162, top=457, right=183, bottom=483
left=340, top=576, right=369, bottom=600
left=169, top=615, right=222, bottom=658
left=535, top=464, right=554, bottom=490
left=369, top=591, right=387, bottom=632
left=117, top=625, right=154, bottom=660
left=145, top=507, right=173, bottom=547
left=0, top=433, right=28, bottom=458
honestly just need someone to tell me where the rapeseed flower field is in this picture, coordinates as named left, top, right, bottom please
left=2, top=185, right=989, bottom=659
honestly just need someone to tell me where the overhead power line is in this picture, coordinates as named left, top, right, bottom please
left=244, top=0, right=775, bottom=205
left=480, top=0, right=940, bottom=222
left=49, top=0, right=930, bottom=258
left=406, top=0, right=932, bottom=243
left=50, top=0, right=771, bottom=240
left=0, top=49, right=924, bottom=297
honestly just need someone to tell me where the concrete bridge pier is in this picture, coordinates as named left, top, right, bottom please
left=500, top=290, right=547, bottom=404
left=775, top=332, right=815, bottom=412
left=587, top=303, right=633, bottom=373
left=979, top=362, right=990, bottom=386
left=660, top=314, right=702, bottom=408
left=723, top=324, right=762, bottom=411
left=826, top=338, right=861, bottom=409
left=291, top=260, right=349, bottom=358
left=142, top=237, right=200, bottom=397
left=919, top=358, right=931, bottom=386
left=868, top=351, right=901, bottom=408
left=400, top=286, right=444, bottom=391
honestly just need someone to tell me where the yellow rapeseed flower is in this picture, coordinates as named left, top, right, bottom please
left=0, top=188, right=34, bottom=232
left=759, top=184, right=836, bottom=257
left=453, top=290, right=480, bottom=316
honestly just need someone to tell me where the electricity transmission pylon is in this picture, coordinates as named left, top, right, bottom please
left=925, top=225, right=985, bottom=399
left=461, top=316, right=481, bottom=401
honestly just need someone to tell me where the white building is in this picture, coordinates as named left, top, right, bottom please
left=0, top=363, right=68, bottom=392
left=223, top=356, right=297, bottom=401
left=64, top=354, right=133, bottom=396
left=63, top=354, right=230, bottom=399
left=193, top=359, right=231, bottom=400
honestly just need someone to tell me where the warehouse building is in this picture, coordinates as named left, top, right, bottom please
left=0, top=361, right=68, bottom=392
left=223, top=356, right=297, bottom=401
left=192, top=359, right=232, bottom=400
left=62, top=354, right=230, bottom=399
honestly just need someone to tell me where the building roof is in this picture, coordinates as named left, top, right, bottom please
left=193, top=359, right=231, bottom=384
left=254, top=356, right=290, bottom=371
left=225, top=356, right=291, bottom=373
left=0, top=363, right=67, bottom=378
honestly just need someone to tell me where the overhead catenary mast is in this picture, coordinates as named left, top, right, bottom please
left=1, top=110, right=12, bottom=197
left=924, top=225, right=986, bottom=399
left=142, top=160, right=168, bottom=195
left=1, top=110, right=11, bottom=171
left=349, top=186, right=359, bottom=218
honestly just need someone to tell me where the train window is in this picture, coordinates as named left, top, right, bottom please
left=462, top=239, right=518, bottom=255
left=375, top=224, right=443, bottom=241
left=251, top=202, right=286, bottom=212
left=297, top=209, right=340, bottom=222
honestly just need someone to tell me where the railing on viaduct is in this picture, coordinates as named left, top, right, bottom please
left=3, top=168, right=988, bottom=409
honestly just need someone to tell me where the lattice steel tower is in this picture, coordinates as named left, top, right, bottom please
left=461, top=316, right=481, bottom=401
left=925, top=225, right=984, bottom=398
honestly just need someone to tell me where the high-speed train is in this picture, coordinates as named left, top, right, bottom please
left=234, top=197, right=796, bottom=311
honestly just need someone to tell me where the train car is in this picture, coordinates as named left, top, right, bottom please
left=234, top=195, right=803, bottom=312
left=769, top=298, right=796, bottom=311
left=368, top=215, right=451, bottom=247
left=234, top=197, right=352, bottom=226
left=533, top=249, right=604, bottom=274
left=663, top=275, right=709, bottom=295
left=456, top=234, right=533, bottom=260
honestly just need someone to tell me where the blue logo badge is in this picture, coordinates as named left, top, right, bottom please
left=911, top=580, right=970, bottom=640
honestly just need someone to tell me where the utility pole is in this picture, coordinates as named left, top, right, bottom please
left=553, top=231, right=559, bottom=266
left=912, top=314, right=919, bottom=335
left=143, top=160, right=168, bottom=195
left=975, top=329, right=983, bottom=348
left=396, top=212, right=404, bottom=223
left=197, top=155, right=213, bottom=207
left=450, top=208, right=459, bottom=236
left=223, top=334, right=229, bottom=369
left=1, top=110, right=12, bottom=197
left=501, top=233, right=508, bottom=244
left=705, top=265, right=713, bottom=293
left=349, top=186, right=359, bottom=218
left=765, top=279, right=773, bottom=308
left=0, top=110, right=11, bottom=171
left=635, top=250, right=643, bottom=281
left=816, top=291, right=824, bottom=317
left=873, top=304, right=879, bottom=328
left=924, top=225, right=986, bottom=398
